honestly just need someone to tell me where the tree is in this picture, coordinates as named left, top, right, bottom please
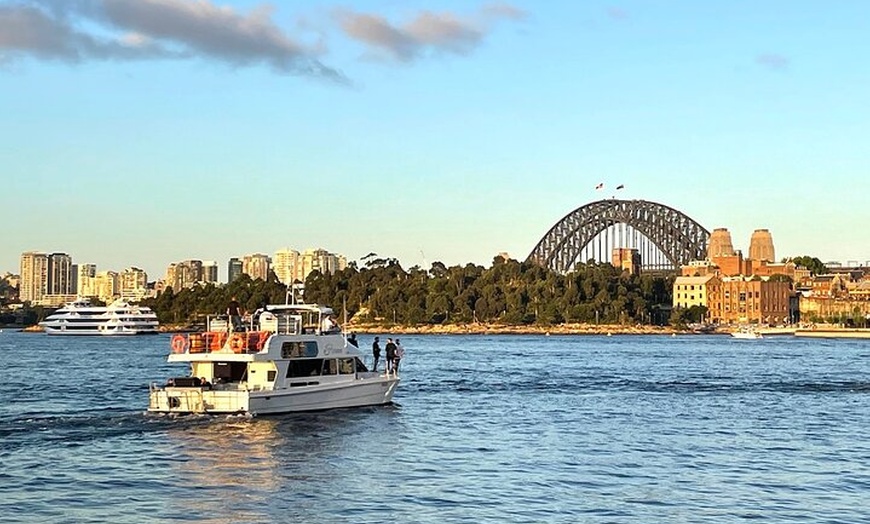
left=790, top=256, right=828, bottom=275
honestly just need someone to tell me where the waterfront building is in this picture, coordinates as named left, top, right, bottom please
left=38, top=294, right=78, bottom=307
left=227, top=257, right=243, bottom=283
left=673, top=275, right=720, bottom=316
left=709, top=277, right=791, bottom=325
left=19, top=251, right=48, bottom=304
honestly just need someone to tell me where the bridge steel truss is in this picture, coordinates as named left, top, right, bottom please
left=526, top=199, right=710, bottom=274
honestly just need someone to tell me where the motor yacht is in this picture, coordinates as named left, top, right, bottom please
left=148, top=303, right=399, bottom=415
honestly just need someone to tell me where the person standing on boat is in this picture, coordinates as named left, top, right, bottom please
left=385, top=338, right=397, bottom=373
left=321, top=314, right=340, bottom=334
left=227, top=296, right=244, bottom=332
left=348, top=332, right=359, bottom=347
left=371, top=336, right=381, bottom=372
left=394, top=339, right=405, bottom=373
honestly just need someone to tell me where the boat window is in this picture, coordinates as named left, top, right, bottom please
left=267, top=370, right=276, bottom=382
left=287, top=359, right=323, bottom=378
left=214, top=362, right=248, bottom=383
left=281, top=341, right=319, bottom=358
left=322, top=359, right=338, bottom=375
left=339, top=358, right=355, bottom=375
left=355, top=357, right=368, bottom=373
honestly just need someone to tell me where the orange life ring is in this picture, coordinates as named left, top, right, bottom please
left=170, top=334, right=188, bottom=353
left=230, top=333, right=245, bottom=353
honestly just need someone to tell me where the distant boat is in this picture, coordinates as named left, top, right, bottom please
left=731, top=328, right=763, bottom=339
left=39, top=299, right=159, bottom=336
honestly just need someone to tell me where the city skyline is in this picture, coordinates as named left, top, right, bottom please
left=3, top=1, right=870, bottom=277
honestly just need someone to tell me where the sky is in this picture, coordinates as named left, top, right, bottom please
left=3, top=0, right=870, bottom=281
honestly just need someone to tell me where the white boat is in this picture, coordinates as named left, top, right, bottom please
left=148, top=303, right=399, bottom=415
left=731, top=328, right=763, bottom=339
left=39, top=299, right=159, bottom=336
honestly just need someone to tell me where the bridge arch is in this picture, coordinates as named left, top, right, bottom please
left=526, top=199, right=710, bottom=273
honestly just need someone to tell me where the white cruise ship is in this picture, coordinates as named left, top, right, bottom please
left=39, top=299, right=160, bottom=336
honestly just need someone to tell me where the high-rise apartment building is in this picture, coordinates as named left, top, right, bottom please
left=298, top=248, right=347, bottom=282
left=165, top=260, right=204, bottom=290
left=227, top=257, right=243, bottom=283
left=94, top=271, right=119, bottom=303
left=271, top=248, right=347, bottom=285
left=273, top=248, right=300, bottom=285
left=77, top=263, right=97, bottom=298
left=19, top=251, right=48, bottom=303
left=242, top=253, right=271, bottom=281
left=47, top=252, right=73, bottom=295
left=202, top=261, right=219, bottom=284
left=119, top=267, right=148, bottom=301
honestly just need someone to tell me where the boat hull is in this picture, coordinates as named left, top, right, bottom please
left=43, top=327, right=151, bottom=336
left=148, top=376, right=399, bottom=415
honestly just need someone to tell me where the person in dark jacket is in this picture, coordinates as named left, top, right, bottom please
left=372, top=336, right=381, bottom=372
left=385, top=338, right=397, bottom=373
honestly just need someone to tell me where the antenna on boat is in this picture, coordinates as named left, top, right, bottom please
left=342, top=296, right=348, bottom=346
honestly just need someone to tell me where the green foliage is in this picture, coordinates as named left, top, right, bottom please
left=145, top=258, right=675, bottom=327
left=791, top=256, right=828, bottom=275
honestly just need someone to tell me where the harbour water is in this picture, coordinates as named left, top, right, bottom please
left=2, top=331, right=869, bottom=523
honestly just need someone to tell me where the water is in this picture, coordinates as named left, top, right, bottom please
left=2, top=331, right=870, bottom=523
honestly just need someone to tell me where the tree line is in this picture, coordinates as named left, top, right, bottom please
left=141, top=257, right=676, bottom=327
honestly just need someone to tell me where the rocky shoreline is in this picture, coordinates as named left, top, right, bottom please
left=338, top=322, right=687, bottom=336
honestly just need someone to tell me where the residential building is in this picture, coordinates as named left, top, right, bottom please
left=77, top=264, right=97, bottom=297
left=227, top=257, right=243, bottom=283
left=94, top=271, right=119, bottom=303
left=47, top=252, right=73, bottom=295
left=165, top=260, right=203, bottom=290
left=119, top=267, right=148, bottom=301
left=242, top=253, right=271, bottom=281
left=202, top=261, right=219, bottom=284
left=19, top=251, right=48, bottom=304
left=273, top=248, right=300, bottom=285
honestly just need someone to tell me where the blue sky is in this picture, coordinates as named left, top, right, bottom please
left=3, top=1, right=870, bottom=280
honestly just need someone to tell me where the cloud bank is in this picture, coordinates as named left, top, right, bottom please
left=335, top=3, right=526, bottom=63
left=1, top=1, right=526, bottom=78
left=1, top=0, right=343, bottom=81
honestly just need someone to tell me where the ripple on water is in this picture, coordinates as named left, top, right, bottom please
left=2, top=332, right=870, bottom=523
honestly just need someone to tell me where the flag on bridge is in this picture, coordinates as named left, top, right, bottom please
left=616, top=184, right=625, bottom=190
left=595, top=182, right=604, bottom=190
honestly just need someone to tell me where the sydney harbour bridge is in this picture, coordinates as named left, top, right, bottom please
left=526, top=199, right=710, bottom=274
